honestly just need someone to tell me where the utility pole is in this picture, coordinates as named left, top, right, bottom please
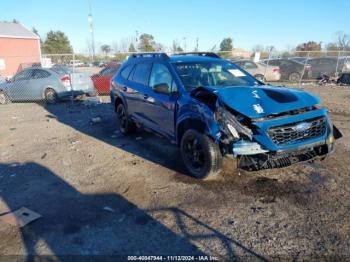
left=88, top=0, right=95, bottom=61
left=195, top=37, right=199, bottom=51
left=183, top=37, right=187, bottom=52
left=135, top=30, right=139, bottom=52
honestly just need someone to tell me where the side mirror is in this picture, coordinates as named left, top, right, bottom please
left=153, top=83, right=170, bottom=95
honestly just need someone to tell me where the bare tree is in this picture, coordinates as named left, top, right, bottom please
left=335, top=31, right=350, bottom=51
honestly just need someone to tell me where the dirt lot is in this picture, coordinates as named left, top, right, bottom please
left=0, top=84, right=350, bottom=260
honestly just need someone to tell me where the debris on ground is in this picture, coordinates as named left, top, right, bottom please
left=102, top=206, right=115, bottom=213
left=41, top=153, right=47, bottom=160
left=82, top=97, right=102, bottom=107
left=0, top=207, right=42, bottom=227
left=90, top=117, right=102, bottom=125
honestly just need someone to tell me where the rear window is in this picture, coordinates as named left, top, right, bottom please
left=130, top=63, right=152, bottom=85
left=33, top=69, right=51, bottom=79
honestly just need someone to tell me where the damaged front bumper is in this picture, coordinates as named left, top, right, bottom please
left=232, top=132, right=338, bottom=171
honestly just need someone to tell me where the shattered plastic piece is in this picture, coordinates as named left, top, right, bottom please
left=103, top=206, right=115, bottom=213
left=90, top=117, right=102, bottom=124
left=82, top=97, right=102, bottom=107
left=0, top=207, right=41, bottom=227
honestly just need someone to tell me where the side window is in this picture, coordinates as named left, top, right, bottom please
left=149, top=63, right=177, bottom=93
left=131, top=63, right=152, bottom=85
left=120, top=65, right=134, bottom=79
left=268, top=60, right=279, bottom=66
left=14, top=70, right=33, bottom=81
left=33, top=69, right=50, bottom=79
left=244, top=62, right=257, bottom=69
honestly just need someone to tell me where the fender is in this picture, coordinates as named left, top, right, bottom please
left=176, top=102, right=221, bottom=144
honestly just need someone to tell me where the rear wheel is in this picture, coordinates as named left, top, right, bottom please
left=0, top=91, right=10, bottom=104
left=116, top=103, right=136, bottom=135
left=181, top=129, right=223, bottom=179
left=45, top=88, right=58, bottom=104
left=288, top=72, right=301, bottom=82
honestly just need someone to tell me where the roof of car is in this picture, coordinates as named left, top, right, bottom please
left=169, top=55, right=222, bottom=63
left=125, top=53, right=224, bottom=64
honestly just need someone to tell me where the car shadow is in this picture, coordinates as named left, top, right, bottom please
left=0, top=162, right=268, bottom=260
left=0, top=162, right=203, bottom=258
left=43, top=100, right=188, bottom=175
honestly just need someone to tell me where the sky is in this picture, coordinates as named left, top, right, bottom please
left=1, top=0, right=349, bottom=53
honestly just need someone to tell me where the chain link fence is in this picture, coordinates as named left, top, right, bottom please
left=1, top=50, right=349, bottom=105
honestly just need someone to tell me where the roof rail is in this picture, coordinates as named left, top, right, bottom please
left=129, top=52, right=169, bottom=60
left=173, top=52, right=221, bottom=58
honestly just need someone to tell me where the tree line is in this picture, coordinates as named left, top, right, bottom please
left=31, top=27, right=349, bottom=58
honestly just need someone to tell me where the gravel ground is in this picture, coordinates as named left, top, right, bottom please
left=0, top=84, right=349, bottom=261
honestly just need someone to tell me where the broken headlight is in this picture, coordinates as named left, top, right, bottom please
left=216, top=101, right=253, bottom=141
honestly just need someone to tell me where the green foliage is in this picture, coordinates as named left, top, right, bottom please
left=128, top=43, right=137, bottom=52
left=42, top=31, right=73, bottom=54
left=217, top=51, right=233, bottom=59
left=114, top=53, right=128, bottom=62
left=138, top=33, right=156, bottom=52
left=101, top=44, right=112, bottom=56
left=220, top=37, right=233, bottom=51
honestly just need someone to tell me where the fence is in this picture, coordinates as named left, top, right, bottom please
left=0, top=50, right=349, bottom=104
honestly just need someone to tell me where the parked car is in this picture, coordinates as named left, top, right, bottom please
left=110, top=52, right=341, bottom=179
left=91, top=63, right=121, bottom=94
left=307, top=57, right=345, bottom=78
left=288, top=57, right=308, bottom=64
left=0, top=66, right=95, bottom=104
left=261, top=58, right=312, bottom=81
left=231, top=59, right=281, bottom=82
left=341, top=57, right=350, bottom=72
left=69, top=60, right=84, bottom=67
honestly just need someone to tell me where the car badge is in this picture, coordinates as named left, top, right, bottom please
left=295, top=122, right=312, bottom=132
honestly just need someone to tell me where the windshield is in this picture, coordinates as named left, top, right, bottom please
left=174, top=61, right=261, bottom=91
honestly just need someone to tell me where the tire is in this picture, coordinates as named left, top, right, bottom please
left=180, top=129, right=223, bottom=179
left=116, top=103, right=136, bottom=135
left=255, top=74, right=265, bottom=82
left=45, top=88, right=58, bottom=104
left=288, top=72, right=301, bottom=82
left=0, top=91, right=10, bottom=105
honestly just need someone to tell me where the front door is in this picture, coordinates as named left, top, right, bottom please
left=145, top=63, right=177, bottom=138
left=8, top=69, right=34, bottom=100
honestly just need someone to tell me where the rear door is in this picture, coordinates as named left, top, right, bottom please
left=124, top=62, right=153, bottom=123
left=145, top=63, right=178, bottom=138
left=30, top=69, right=52, bottom=99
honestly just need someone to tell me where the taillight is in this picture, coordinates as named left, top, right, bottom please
left=61, top=75, right=70, bottom=82
left=61, top=75, right=71, bottom=88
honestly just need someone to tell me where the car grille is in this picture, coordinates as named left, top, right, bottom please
left=268, top=117, right=327, bottom=145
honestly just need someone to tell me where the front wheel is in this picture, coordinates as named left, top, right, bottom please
left=181, top=129, right=223, bottom=179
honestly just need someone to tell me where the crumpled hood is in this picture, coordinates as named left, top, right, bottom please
left=205, top=85, right=320, bottom=119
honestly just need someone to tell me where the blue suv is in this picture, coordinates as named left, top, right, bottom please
left=110, top=52, right=342, bottom=179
